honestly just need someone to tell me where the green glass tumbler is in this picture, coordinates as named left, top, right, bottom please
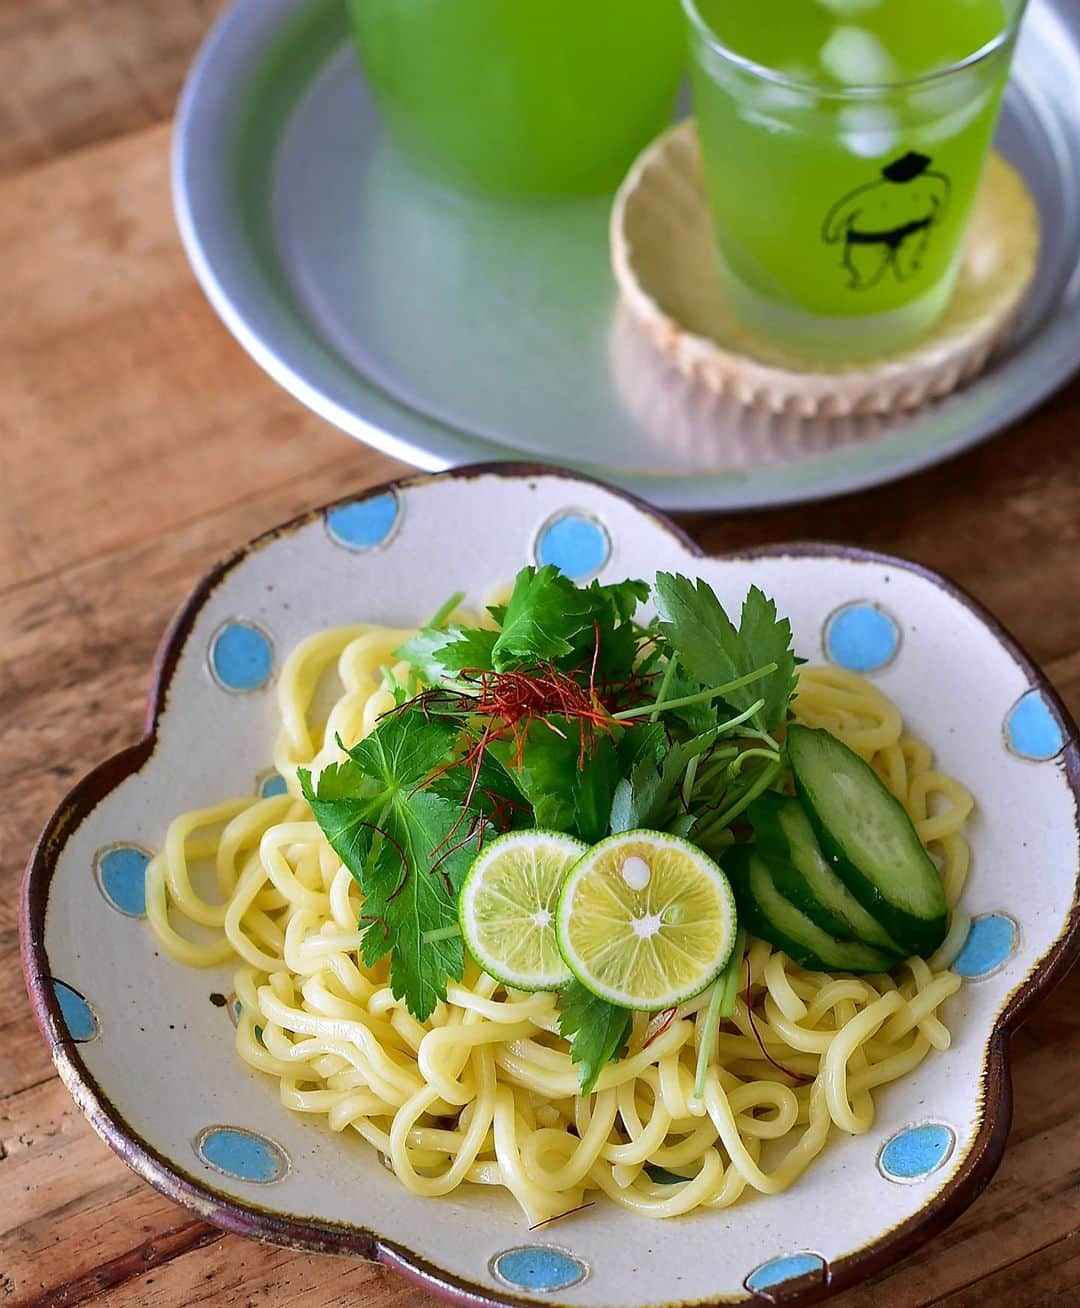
left=347, top=0, right=687, bottom=195
left=683, top=0, right=1028, bottom=361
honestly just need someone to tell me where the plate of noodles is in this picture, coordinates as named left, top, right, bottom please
left=22, top=465, right=1080, bottom=1306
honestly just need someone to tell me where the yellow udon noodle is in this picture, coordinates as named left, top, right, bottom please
left=145, top=630, right=973, bottom=1223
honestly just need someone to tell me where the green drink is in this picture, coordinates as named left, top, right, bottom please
left=684, top=0, right=1027, bottom=361
left=347, top=0, right=686, bottom=195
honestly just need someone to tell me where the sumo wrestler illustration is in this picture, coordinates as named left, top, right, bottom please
left=822, top=151, right=952, bottom=291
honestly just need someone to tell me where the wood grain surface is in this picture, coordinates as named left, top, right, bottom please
left=2, top=5, right=1078, bottom=1306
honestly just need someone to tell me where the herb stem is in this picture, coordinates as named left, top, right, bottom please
left=698, top=760, right=782, bottom=839
left=692, top=748, right=741, bottom=791
left=712, top=698, right=767, bottom=736
left=426, top=591, right=467, bottom=631
left=681, top=753, right=701, bottom=808
left=648, top=655, right=679, bottom=724
left=727, top=746, right=782, bottom=775
left=421, top=924, right=462, bottom=944
left=742, top=725, right=782, bottom=749
left=614, top=663, right=777, bottom=723
left=693, top=928, right=746, bottom=1100
left=719, top=929, right=747, bottom=1017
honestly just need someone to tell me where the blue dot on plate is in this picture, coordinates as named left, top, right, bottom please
left=258, top=772, right=289, bottom=798
left=826, top=603, right=900, bottom=673
left=196, top=1127, right=288, bottom=1184
left=1006, top=690, right=1065, bottom=761
left=745, top=1253, right=826, bottom=1294
left=52, top=980, right=98, bottom=1043
left=210, top=622, right=273, bottom=692
left=879, top=1122, right=956, bottom=1182
left=326, top=493, right=400, bottom=552
left=535, top=512, right=610, bottom=582
left=95, top=844, right=151, bottom=916
left=954, top=914, right=1017, bottom=978
left=491, top=1246, right=588, bottom=1293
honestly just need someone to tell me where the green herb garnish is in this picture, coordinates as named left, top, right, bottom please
left=557, top=981, right=634, bottom=1095
left=299, top=712, right=479, bottom=1021
left=301, top=566, right=800, bottom=1086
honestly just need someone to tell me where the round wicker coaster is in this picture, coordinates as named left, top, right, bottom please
left=611, top=120, right=1040, bottom=419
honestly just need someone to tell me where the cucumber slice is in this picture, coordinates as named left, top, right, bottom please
left=726, top=847, right=898, bottom=974
left=787, top=725, right=948, bottom=957
left=749, top=794, right=904, bottom=956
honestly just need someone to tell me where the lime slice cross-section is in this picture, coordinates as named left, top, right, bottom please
left=556, top=830, right=737, bottom=1011
left=459, top=831, right=587, bottom=991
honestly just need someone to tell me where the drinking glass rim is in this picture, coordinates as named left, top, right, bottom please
left=679, top=0, right=1027, bottom=101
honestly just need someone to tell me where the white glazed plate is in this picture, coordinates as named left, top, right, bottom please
left=22, top=466, right=1080, bottom=1306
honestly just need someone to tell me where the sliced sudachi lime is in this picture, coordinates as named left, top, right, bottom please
left=555, top=829, right=737, bottom=1011
left=459, top=831, right=587, bottom=991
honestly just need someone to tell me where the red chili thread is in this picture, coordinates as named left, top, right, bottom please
left=386, top=869, right=411, bottom=904
left=425, top=720, right=508, bottom=865
left=431, top=811, right=487, bottom=888
left=743, top=957, right=810, bottom=1084
left=382, top=651, right=658, bottom=896
left=342, top=820, right=411, bottom=904
left=479, top=786, right=527, bottom=833
left=642, top=1007, right=678, bottom=1051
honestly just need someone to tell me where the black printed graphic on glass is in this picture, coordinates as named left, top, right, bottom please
left=822, top=152, right=952, bottom=291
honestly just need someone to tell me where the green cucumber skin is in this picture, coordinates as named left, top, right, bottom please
left=750, top=794, right=858, bottom=940
left=749, top=795, right=904, bottom=955
left=769, top=857, right=862, bottom=939
left=787, top=727, right=948, bottom=958
left=726, top=848, right=898, bottom=975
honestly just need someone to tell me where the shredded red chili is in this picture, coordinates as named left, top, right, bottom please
left=642, top=1007, right=678, bottom=1051
left=744, top=957, right=810, bottom=1084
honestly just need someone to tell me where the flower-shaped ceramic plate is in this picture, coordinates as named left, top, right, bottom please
left=22, top=466, right=1080, bottom=1307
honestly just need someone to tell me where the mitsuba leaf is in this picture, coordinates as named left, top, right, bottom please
left=665, top=666, right=722, bottom=736
left=592, top=577, right=651, bottom=623
left=573, top=736, right=622, bottom=846
left=654, top=574, right=798, bottom=732
left=397, top=625, right=498, bottom=684
left=490, top=567, right=649, bottom=680
left=395, top=628, right=458, bottom=685
left=355, top=790, right=474, bottom=1020
left=346, top=710, right=457, bottom=795
left=654, top=573, right=746, bottom=701
left=557, top=981, right=633, bottom=1095
left=427, top=747, right=530, bottom=828
left=298, top=758, right=377, bottom=888
left=667, top=813, right=697, bottom=839
left=496, top=721, right=624, bottom=844
left=300, top=709, right=473, bottom=1021
left=436, top=627, right=498, bottom=675
left=610, top=757, right=665, bottom=835
left=618, top=721, right=668, bottom=770
left=494, top=724, right=578, bottom=832
left=609, top=731, right=717, bottom=835
left=491, top=567, right=596, bottom=669
left=564, top=578, right=650, bottom=683
left=736, top=586, right=801, bottom=731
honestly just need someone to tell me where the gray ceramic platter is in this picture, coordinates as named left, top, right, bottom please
left=174, top=0, right=1080, bottom=512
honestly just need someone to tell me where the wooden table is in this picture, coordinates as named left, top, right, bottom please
left=3, top=4, right=1079, bottom=1305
